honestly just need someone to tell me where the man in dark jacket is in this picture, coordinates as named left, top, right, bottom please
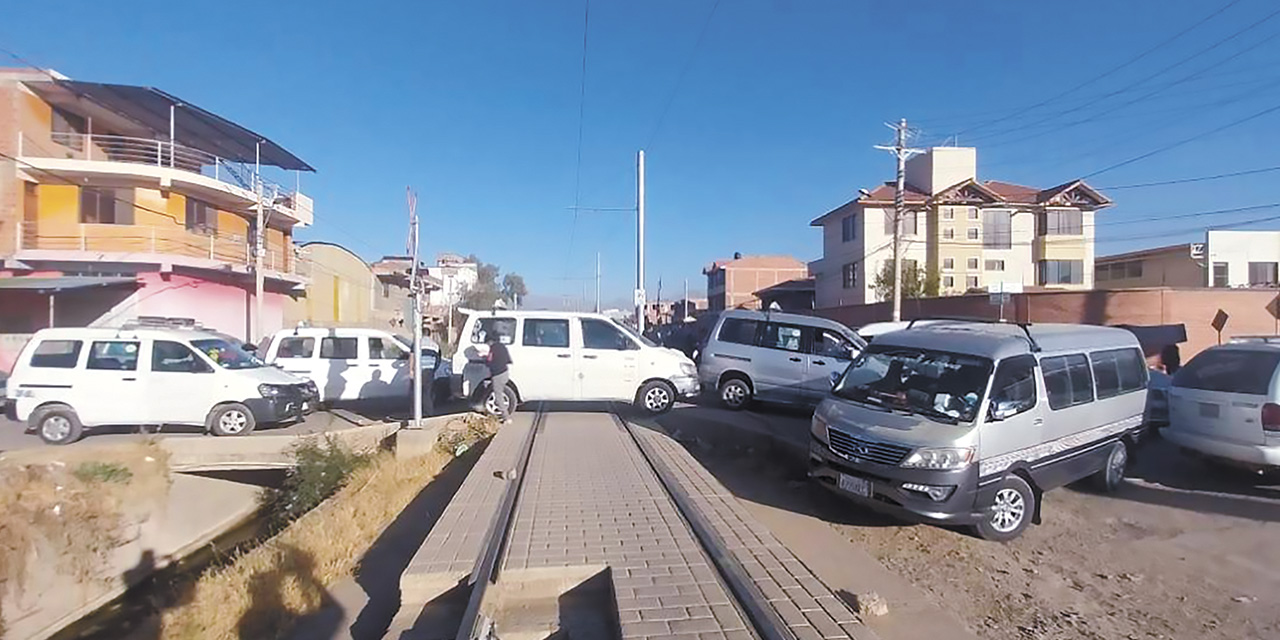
left=486, top=333, right=513, bottom=424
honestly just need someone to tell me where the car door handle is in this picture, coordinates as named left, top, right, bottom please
left=583, top=354, right=598, bottom=359
left=789, top=357, right=802, bottom=362
left=557, top=354, right=572, bottom=359
left=813, top=360, right=827, bottom=366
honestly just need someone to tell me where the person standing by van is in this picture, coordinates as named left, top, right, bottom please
left=486, top=333, right=513, bottom=424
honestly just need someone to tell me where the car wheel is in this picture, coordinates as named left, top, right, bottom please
left=209, top=403, right=256, bottom=437
left=719, top=378, right=752, bottom=411
left=973, top=475, right=1036, bottom=542
left=484, top=384, right=517, bottom=417
left=637, top=380, right=676, bottom=415
left=34, top=406, right=83, bottom=446
left=1092, top=441, right=1129, bottom=493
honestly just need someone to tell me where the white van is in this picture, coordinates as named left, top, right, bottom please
left=5, top=327, right=315, bottom=445
left=260, top=327, right=439, bottom=404
left=452, top=310, right=699, bottom=414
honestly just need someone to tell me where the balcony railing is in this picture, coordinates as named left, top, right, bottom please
left=13, top=221, right=294, bottom=274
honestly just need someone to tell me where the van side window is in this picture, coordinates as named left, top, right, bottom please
left=472, top=317, right=516, bottom=345
left=152, top=340, right=211, bottom=373
left=523, top=319, right=570, bottom=348
left=582, top=318, right=633, bottom=350
left=990, top=354, right=1037, bottom=418
left=814, top=329, right=854, bottom=360
left=86, top=341, right=140, bottom=371
left=320, top=337, right=359, bottom=360
left=718, top=319, right=759, bottom=346
left=29, top=340, right=82, bottom=368
left=760, top=323, right=807, bottom=353
left=276, top=337, right=315, bottom=359
left=1041, top=354, right=1094, bottom=410
left=369, top=337, right=407, bottom=360
left=1091, top=348, right=1146, bottom=399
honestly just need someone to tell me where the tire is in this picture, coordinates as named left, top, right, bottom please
left=484, top=384, right=517, bottom=418
left=973, top=475, right=1036, bottom=542
left=636, top=380, right=676, bottom=415
left=1091, top=441, right=1129, bottom=493
left=719, top=377, right=752, bottom=411
left=208, top=403, right=256, bottom=437
left=33, top=406, right=83, bottom=446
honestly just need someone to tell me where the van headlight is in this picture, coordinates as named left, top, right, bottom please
left=901, top=447, right=974, bottom=470
left=258, top=384, right=282, bottom=398
left=679, top=362, right=696, bottom=377
left=811, top=414, right=829, bottom=443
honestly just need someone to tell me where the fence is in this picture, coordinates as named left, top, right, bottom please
left=13, top=222, right=293, bottom=274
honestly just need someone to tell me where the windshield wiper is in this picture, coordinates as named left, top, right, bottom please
left=911, top=405, right=961, bottom=425
left=837, top=389, right=891, bottom=413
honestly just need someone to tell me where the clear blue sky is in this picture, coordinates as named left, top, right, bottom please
left=6, top=0, right=1280, bottom=308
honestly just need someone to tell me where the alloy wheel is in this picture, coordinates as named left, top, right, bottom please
left=990, top=488, right=1025, bottom=533
left=645, top=386, right=672, bottom=412
left=219, top=410, right=248, bottom=435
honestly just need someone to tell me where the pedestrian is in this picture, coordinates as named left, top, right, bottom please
left=486, top=332, right=513, bottom=424
left=1160, top=343, right=1181, bottom=376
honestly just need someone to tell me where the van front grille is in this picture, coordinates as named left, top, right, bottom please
left=826, top=428, right=912, bottom=466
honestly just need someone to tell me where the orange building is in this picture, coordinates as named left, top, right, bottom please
left=703, top=254, right=808, bottom=311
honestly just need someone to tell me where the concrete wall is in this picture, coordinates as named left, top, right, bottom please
left=905, top=147, right=976, bottom=195
left=817, top=288, right=1280, bottom=359
left=290, top=243, right=375, bottom=329
left=1206, top=229, right=1280, bottom=287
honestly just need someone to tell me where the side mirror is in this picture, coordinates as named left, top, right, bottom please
left=829, top=371, right=842, bottom=390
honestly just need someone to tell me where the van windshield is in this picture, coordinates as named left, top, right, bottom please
left=833, top=345, right=993, bottom=424
left=191, top=339, right=265, bottom=370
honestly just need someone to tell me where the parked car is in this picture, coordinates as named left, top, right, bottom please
left=5, top=327, right=314, bottom=445
left=260, top=327, right=438, bottom=405
left=1162, top=342, right=1280, bottom=473
left=809, top=320, right=1148, bottom=541
left=1146, top=367, right=1171, bottom=428
left=452, top=310, right=699, bottom=415
left=698, top=309, right=865, bottom=410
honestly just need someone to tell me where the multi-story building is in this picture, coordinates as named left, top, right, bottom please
left=427, top=253, right=478, bottom=312
left=703, top=254, right=808, bottom=312
left=809, top=147, right=1111, bottom=309
left=1096, top=230, right=1280, bottom=289
left=0, top=69, right=314, bottom=366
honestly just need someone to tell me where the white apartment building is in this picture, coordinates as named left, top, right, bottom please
left=1097, top=229, right=1280, bottom=289
left=809, top=147, right=1112, bottom=309
left=427, top=253, right=479, bottom=311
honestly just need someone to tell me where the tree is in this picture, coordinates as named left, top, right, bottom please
left=872, top=260, right=941, bottom=302
left=457, top=254, right=528, bottom=310
left=501, top=273, right=527, bottom=306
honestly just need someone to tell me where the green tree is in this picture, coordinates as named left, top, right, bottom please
left=872, top=260, right=940, bottom=302
left=501, top=273, right=528, bottom=306
left=457, top=254, right=528, bottom=310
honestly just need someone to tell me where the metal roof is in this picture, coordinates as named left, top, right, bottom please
left=0, top=276, right=138, bottom=293
left=24, top=80, right=314, bottom=172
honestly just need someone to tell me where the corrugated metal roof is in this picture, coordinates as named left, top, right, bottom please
left=0, top=276, right=138, bottom=293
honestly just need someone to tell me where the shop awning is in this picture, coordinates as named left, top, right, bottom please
left=0, top=276, right=139, bottom=294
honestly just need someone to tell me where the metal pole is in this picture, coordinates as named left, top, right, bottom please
left=891, top=120, right=906, bottom=323
left=168, top=104, right=176, bottom=168
left=595, top=251, right=601, bottom=313
left=637, top=150, right=646, bottom=332
left=254, top=142, right=265, bottom=342
left=408, top=189, right=424, bottom=428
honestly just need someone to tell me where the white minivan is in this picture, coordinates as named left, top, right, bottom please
left=260, top=327, right=439, bottom=404
left=5, top=327, right=315, bottom=444
left=452, top=310, right=699, bottom=414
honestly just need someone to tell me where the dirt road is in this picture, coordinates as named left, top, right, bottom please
left=660, top=403, right=1280, bottom=640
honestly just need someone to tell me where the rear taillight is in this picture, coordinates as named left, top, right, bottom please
left=1263, top=403, right=1280, bottom=433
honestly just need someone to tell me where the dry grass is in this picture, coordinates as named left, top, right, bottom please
left=0, top=441, right=170, bottom=636
left=160, top=417, right=497, bottom=640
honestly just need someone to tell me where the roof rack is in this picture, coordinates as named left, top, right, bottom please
left=905, top=316, right=1041, bottom=353
left=120, top=316, right=205, bottom=330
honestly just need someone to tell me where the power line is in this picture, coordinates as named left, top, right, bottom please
left=1098, top=165, right=1280, bottom=190
left=645, top=0, right=722, bottom=150
left=563, top=0, right=592, bottom=278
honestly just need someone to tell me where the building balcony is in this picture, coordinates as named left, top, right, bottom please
left=17, top=132, right=313, bottom=227
left=10, top=221, right=301, bottom=284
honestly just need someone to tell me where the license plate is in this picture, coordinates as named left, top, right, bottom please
left=838, top=473, right=871, bottom=497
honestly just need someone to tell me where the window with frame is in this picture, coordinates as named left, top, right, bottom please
left=760, top=322, right=806, bottom=353
left=968, top=207, right=980, bottom=220
left=983, top=209, right=1012, bottom=249
left=1038, top=260, right=1084, bottom=285
left=841, top=214, right=858, bottom=242
left=81, top=187, right=132, bottom=225
left=841, top=262, right=857, bottom=289
left=152, top=340, right=211, bottom=373
left=1040, top=209, right=1083, bottom=235
left=1212, top=262, right=1229, bottom=287
left=29, top=340, right=82, bottom=368
left=813, top=328, right=854, bottom=360
left=522, top=318, right=570, bottom=348
left=943, top=207, right=955, bottom=220
left=967, top=257, right=979, bottom=270
left=368, top=337, right=408, bottom=360
left=582, top=318, right=632, bottom=350
left=966, top=227, right=979, bottom=240
left=185, top=197, right=216, bottom=234
left=1248, top=261, right=1278, bottom=286
left=966, top=276, right=979, bottom=290
left=990, top=354, right=1037, bottom=418
left=884, top=210, right=918, bottom=236
left=275, top=336, right=315, bottom=359
left=1041, top=354, right=1094, bottom=410
left=985, top=260, right=1005, bottom=271
left=718, top=318, right=759, bottom=346
left=942, top=275, right=954, bottom=288
left=471, top=317, right=517, bottom=344
left=1090, top=348, right=1146, bottom=399
left=320, top=337, right=359, bottom=360
left=942, top=258, right=954, bottom=270
left=86, top=341, right=140, bottom=371
left=943, top=227, right=955, bottom=240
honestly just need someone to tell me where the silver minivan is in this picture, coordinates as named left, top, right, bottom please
left=697, top=309, right=866, bottom=409
left=809, top=320, right=1148, bottom=541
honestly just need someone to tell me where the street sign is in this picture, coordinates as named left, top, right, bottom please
left=634, top=288, right=646, bottom=306
left=988, top=292, right=1011, bottom=306
left=1211, top=309, right=1229, bottom=333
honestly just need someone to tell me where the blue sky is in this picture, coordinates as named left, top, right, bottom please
left=5, top=0, right=1280, bottom=308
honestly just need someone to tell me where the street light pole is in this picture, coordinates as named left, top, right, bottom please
left=636, top=149, right=646, bottom=332
left=407, top=188, right=423, bottom=428
left=875, top=119, right=922, bottom=322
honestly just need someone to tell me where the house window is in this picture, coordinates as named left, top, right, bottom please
left=1039, top=260, right=1084, bottom=285
left=985, top=260, right=1005, bottom=271
left=80, top=187, right=132, bottom=225
left=883, top=210, right=918, bottom=236
left=1126, top=260, right=1143, bottom=279
left=943, top=227, right=955, bottom=240
left=943, top=207, right=955, bottom=220
left=967, top=207, right=979, bottom=220
left=902, top=258, right=918, bottom=272
left=967, top=257, right=979, bottom=270
left=967, top=227, right=979, bottom=240
left=1212, top=262, right=1229, bottom=287
left=1248, top=262, right=1279, bottom=286
left=1040, top=209, right=1083, bottom=235
left=841, top=214, right=858, bottom=242
left=966, top=276, right=979, bottom=290
left=185, top=197, right=216, bottom=234
left=943, top=258, right=954, bottom=270
left=983, top=210, right=1012, bottom=249
left=841, top=262, right=857, bottom=289
left=942, top=276, right=954, bottom=288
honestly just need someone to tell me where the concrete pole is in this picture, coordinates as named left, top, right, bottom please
left=408, top=189, right=424, bottom=428
left=636, top=150, right=646, bottom=332
left=254, top=142, right=265, bottom=341
left=891, top=119, right=906, bottom=323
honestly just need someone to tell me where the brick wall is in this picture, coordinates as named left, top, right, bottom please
left=817, top=288, right=1280, bottom=359
left=0, top=80, right=18, bottom=254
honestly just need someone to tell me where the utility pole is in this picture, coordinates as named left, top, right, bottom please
left=407, top=188, right=424, bottom=428
left=636, top=150, right=646, bottom=333
left=875, top=119, right=922, bottom=322
left=253, top=142, right=265, bottom=342
left=595, top=251, right=601, bottom=313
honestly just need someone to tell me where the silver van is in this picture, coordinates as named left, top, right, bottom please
left=809, top=320, right=1148, bottom=541
left=698, top=309, right=865, bottom=410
